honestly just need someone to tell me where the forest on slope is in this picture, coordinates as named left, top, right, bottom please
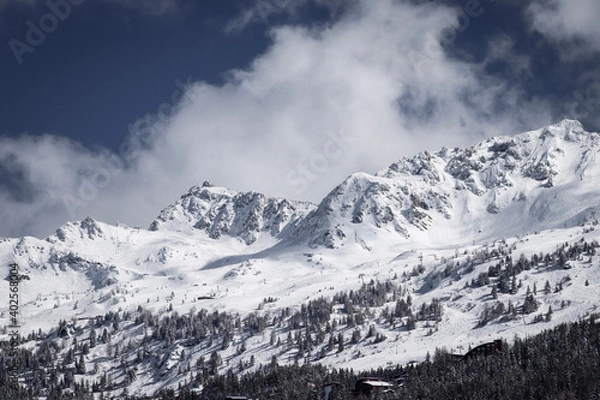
left=180, top=316, right=600, bottom=400
left=2, top=309, right=599, bottom=399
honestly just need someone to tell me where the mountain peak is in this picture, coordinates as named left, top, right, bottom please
left=291, top=120, right=600, bottom=249
left=527, top=119, right=590, bottom=143
left=4, top=121, right=600, bottom=398
left=47, top=216, right=104, bottom=243
left=554, top=118, right=584, bottom=131
left=150, top=184, right=315, bottom=244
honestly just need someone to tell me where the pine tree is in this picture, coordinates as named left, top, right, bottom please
left=406, top=315, right=416, bottom=330
left=522, top=294, right=539, bottom=314
left=351, top=329, right=362, bottom=344
left=337, top=333, right=344, bottom=353
left=545, top=306, right=553, bottom=322
left=328, top=333, right=335, bottom=351
left=209, top=351, right=221, bottom=375
left=89, top=329, right=96, bottom=348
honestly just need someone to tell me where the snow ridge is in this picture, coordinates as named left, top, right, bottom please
left=149, top=181, right=315, bottom=245
left=293, top=119, right=600, bottom=248
left=2, top=119, right=600, bottom=397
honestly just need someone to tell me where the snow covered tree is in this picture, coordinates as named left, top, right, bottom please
left=522, top=294, right=539, bottom=314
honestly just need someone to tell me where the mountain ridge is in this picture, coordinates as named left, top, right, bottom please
left=288, top=119, right=600, bottom=249
left=6, top=118, right=597, bottom=248
left=2, top=119, right=600, bottom=398
left=137, top=119, right=600, bottom=252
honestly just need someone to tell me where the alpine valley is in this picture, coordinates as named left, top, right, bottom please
left=3, top=119, right=600, bottom=398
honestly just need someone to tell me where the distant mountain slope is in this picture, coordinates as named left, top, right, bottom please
left=1, top=119, right=600, bottom=398
left=295, top=119, right=600, bottom=248
left=2, top=120, right=598, bottom=285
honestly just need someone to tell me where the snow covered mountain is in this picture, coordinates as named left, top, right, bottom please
left=295, top=119, right=600, bottom=249
left=149, top=181, right=315, bottom=245
left=2, top=119, right=600, bottom=398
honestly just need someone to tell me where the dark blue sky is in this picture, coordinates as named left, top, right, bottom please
left=1, top=1, right=272, bottom=149
left=1, top=0, right=598, bottom=151
left=0, top=0, right=599, bottom=238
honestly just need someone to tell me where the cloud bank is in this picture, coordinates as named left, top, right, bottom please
left=0, top=0, right=556, bottom=238
left=527, top=0, right=600, bottom=55
left=225, top=0, right=353, bottom=33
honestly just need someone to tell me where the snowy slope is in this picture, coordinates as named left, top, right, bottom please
left=2, top=119, right=600, bottom=397
left=294, top=119, right=600, bottom=249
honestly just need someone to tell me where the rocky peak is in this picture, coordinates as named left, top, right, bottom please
left=292, top=119, right=600, bottom=248
left=150, top=184, right=315, bottom=245
left=47, top=217, right=104, bottom=243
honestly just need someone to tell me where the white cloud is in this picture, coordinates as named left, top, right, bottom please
left=0, top=0, right=553, bottom=238
left=527, top=0, right=600, bottom=55
left=484, top=33, right=531, bottom=79
left=0, top=134, right=121, bottom=237
left=225, top=0, right=352, bottom=33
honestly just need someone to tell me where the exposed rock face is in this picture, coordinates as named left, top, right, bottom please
left=291, top=119, right=600, bottom=248
left=149, top=183, right=315, bottom=245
